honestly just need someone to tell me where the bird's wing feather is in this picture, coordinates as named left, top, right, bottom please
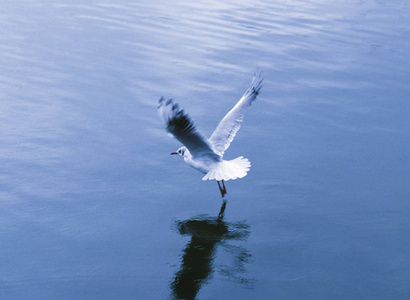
left=158, top=98, right=219, bottom=159
left=209, top=72, right=263, bottom=155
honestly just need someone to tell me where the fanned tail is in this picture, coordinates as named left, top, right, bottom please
left=202, top=156, right=251, bottom=181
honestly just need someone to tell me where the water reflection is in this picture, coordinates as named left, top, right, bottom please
left=171, top=214, right=251, bottom=300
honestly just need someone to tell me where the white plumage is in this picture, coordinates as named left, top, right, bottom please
left=202, top=156, right=251, bottom=181
left=158, top=72, right=263, bottom=196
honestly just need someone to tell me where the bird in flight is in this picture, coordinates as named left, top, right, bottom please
left=158, top=72, right=263, bottom=199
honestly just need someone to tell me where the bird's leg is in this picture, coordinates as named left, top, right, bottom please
left=217, top=199, right=227, bottom=221
left=222, top=180, right=227, bottom=195
left=217, top=181, right=223, bottom=197
left=217, top=181, right=227, bottom=198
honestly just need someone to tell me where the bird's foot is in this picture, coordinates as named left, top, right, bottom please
left=217, top=180, right=228, bottom=198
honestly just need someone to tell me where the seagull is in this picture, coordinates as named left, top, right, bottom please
left=158, top=72, right=263, bottom=199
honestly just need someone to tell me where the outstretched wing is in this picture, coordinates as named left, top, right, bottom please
left=209, top=72, right=263, bottom=155
left=158, top=98, right=219, bottom=158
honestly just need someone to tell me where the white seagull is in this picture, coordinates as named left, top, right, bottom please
left=158, top=72, right=263, bottom=198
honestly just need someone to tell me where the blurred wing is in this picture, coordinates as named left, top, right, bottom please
left=158, top=98, right=219, bottom=158
left=209, top=72, right=263, bottom=155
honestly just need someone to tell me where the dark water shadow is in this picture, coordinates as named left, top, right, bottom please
left=170, top=214, right=251, bottom=300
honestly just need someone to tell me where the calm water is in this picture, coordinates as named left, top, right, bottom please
left=1, top=0, right=409, bottom=299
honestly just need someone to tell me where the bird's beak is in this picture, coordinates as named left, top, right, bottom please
left=170, top=152, right=178, bottom=155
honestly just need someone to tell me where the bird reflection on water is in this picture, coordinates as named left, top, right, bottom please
left=170, top=211, right=251, bottom=300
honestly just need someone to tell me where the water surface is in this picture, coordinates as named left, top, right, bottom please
left=0, top=0, right=409, bottom=299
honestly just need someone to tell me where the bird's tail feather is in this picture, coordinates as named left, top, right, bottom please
left=202, top=156, right=251, bottom=181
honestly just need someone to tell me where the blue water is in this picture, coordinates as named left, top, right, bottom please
left=1, top=0, right=409, bottom=299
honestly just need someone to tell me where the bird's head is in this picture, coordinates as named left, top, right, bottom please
left=171, top=146, right=188, bottom=158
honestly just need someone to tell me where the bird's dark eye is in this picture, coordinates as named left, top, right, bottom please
left=178, top=150, right=181, bottom=153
